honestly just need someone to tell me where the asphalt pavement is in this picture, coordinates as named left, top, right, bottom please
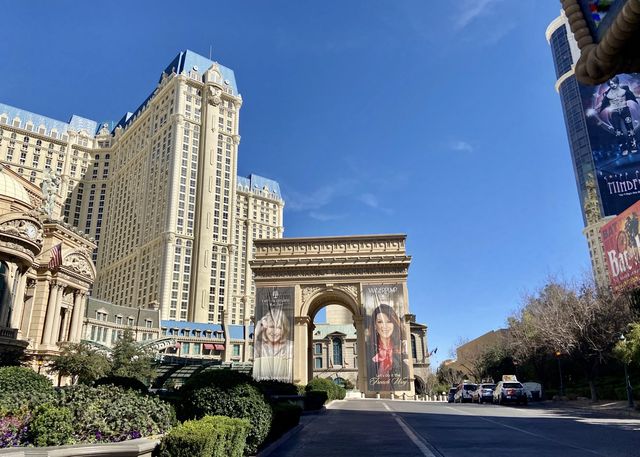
left=261, top=399, right=640, bottom=457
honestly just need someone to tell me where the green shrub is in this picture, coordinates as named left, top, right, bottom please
left=296, top=384, right=306, bottom=395
left=158, top=416, right=249, bottom=457
left=182, top=369, right=254, bottom=391
left=56, top=385, right=175, bottom=443
left=256, top=380, right=299, bottom=398
left=181, top=382, right=272, bottom=454
left=268, top=402, right=302, bottom=441
left=29, top=405, right=74, bottom=447
left=0, top=367, right=54, bottom=411
left=94, top=376, right=148, bottom=394
left=305, top=377, right=346, bottom=401
left=304, top=390, right=328, bottom=410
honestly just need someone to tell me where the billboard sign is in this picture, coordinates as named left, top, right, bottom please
left=363, top=284, right=410, bottom=392
left=252, top=287, right=294, bottom=382
left=600, top=200, right=640, bottom=292
left=579, top=73, right=640, bottom=216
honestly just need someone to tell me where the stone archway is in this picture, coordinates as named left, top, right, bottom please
left=250, top=234, right=414, bottom=397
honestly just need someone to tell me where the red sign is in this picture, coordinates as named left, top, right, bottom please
left=601, top=200, right=640, bottom=292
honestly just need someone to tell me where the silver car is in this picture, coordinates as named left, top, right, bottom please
left=493, top=381, right=528, bottom=405
left=472, top=383, right=496, bottom=404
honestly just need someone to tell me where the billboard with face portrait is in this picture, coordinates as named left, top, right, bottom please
left=252, top=287, right=294, bottom=382
left=580, top=73, right=640, bottom=216
left=600, top=200, right=640, bottom=292
left=363, top=284, right=409, bottom=392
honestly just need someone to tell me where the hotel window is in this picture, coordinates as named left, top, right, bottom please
left=314, top=357, right=323, bottom=369
left=314, top=343, right=322, bottom=355
left=333, top=339, right=343, bottom=366
left=233, top=344, right=241, bottom=357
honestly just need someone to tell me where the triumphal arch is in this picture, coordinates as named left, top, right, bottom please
left=250, top=234, right=414, bottom=397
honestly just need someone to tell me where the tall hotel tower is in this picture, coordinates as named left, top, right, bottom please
left=0, top=50, right=284, bottom=326
left=546, top=14, right=612, bottom=288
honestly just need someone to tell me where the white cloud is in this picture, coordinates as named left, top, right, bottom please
left=309, top=212, right=344, bottom=222
left=454, top=0, right=503, bottom=30
left=451, top=140, right=474, bottom=153
left=285, top=179, right=356, bottom=211
left=358, top=193, right=379, bottom=209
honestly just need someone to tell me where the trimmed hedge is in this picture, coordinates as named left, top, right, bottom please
left=305, top=377, right=346, bottom=401
left=181, top=382, right=271, bottom=455
left=0, top=367, right=54, bottom=411
left=304, top=390, right=328, bottom=410
left=268, top=402, right=302, bottom=441
left=256, top=380, right=299, bottom=398
left=158, top=416, right=249, bottom=457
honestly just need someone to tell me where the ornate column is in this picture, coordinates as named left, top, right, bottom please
left=41, top=282, right=59, bottom=344
left=19, top=280, right=36, bottom=337
left=353, top=314, right=367, bottom=394
left=68, top=291, right=85, bottom=343
left=49, top=285, right=65, bottom=344
left=10, top=268, right=28, bottom=331
left=60, top=307, right=71, bottom=342
left=293, top=316, right=311, bottom=385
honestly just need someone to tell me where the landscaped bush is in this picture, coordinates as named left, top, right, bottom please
left=0, top=367, right=54, bottom=410
left=180, top=374, right=272, bottom=455
left=304, top=390, right=328, bottom=410
left=182, top=368, right=254, bottom=391
left=94, top=376, right=148, bottom=394
left=55, top=385, right=175, bottom=443
left=28, top=405, right=74, bottom=447
left=0, top=410, right=30, bottom=448
left=268, top=402, right=302, bottom=441
left=305, top=377, right=346, bottom=401
left=158, top=416, right=249, bottom=457
left=256, top=380, right=299, bottom=398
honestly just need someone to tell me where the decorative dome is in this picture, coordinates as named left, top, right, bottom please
left=0, top=169, right=32, bottom=206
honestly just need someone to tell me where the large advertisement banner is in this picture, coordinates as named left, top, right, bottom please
left=580, top=73, right=640, bottom=216
left=601, top=200, right=640, bottom=292
left=252, top=287, right=294, bottom=382
left=363, top=284, right=409, bottom=392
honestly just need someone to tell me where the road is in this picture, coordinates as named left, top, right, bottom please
left=266, top=399, right=640, bottom=457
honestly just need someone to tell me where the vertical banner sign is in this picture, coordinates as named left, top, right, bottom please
left=579, top=73, right=640, bottom=216
left=363, top=284, right=409, bottom=392
left=600, top=199, right=640, bottom=292
left=252, top=287, right=294, bottom=382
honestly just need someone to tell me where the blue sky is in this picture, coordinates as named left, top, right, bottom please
left=0, top=1, right=585, bottom=367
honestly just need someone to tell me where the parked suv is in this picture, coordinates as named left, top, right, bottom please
left=493, top=380, right=527, bottom=405
left=454, top=382, right=477, bottom=403
left=472, top=383, right=496, bottom=404
left=447, top=387, right=457, bottom=403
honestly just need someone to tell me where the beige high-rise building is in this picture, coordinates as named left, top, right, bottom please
left=0, top=50, right=284, bottom=328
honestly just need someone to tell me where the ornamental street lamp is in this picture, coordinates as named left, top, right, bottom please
left=555, top=351, right=564, bottom=397
left=619, top=334, right=634, bottom=409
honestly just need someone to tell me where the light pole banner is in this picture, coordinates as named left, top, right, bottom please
left=252, top=287, right=294, bottom=382
left=363, top=284, right=410, bottom=392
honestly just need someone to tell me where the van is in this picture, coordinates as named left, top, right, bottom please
left=454, top=381, right=477, bottom=403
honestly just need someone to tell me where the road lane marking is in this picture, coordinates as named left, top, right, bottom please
left=446, top=406, right=608, bottom=456
left=382, top=402, right=440, bottom=457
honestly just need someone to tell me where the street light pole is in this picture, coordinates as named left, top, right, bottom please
left=623, top=362, right=634, bottom=408
left=619, top=334, right=634, bottom=408
left=555, top=351, right=564, bottom=397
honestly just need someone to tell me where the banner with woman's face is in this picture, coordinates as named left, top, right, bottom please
left=252, top=287, right=295, bottom=382
left=363, top=284, right=409, bottom=391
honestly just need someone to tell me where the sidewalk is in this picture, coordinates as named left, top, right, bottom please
left=535, top=399, right=640, bottom=419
